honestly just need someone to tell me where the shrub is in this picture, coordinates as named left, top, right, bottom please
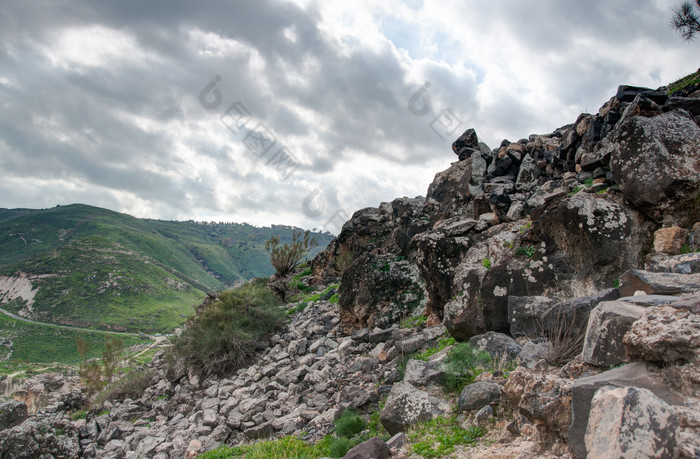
left=170, top=282, right=284, bottom=377
left=93, top=368, right=154, bottom=405
left=334, top=252, right=355, bottom=274
left=536, top=305, right=585, bottom=366
left=70, top=410, right=88, bottom=421
left=514, top=245, right=536, bottom=258
left=441, top=343, right=494, bottom=394
left=329, top=437, right=351, bottom=458
left=335, top=409, right=367, bottom=437
left=265, top=230, right=319, bottom=276
left=199, top=435, right=333, bottom=459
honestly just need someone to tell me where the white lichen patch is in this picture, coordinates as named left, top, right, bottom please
left=493, top=286, right=507, bottom=297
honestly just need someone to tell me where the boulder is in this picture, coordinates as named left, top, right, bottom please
left=426, top=158, right=474, bottom=217
left=403, top=359, right=445, bottom=389
left=505, top=368, right=572, bottom=436
left=458, top=381, right=501, bottom=411
left=618, top=269, right=700, bottom=297
left=337, top=253, right=427, bottom=332
left=568, top=362, right=685, bottom=459
left=623, top=305, right=700, bottom=364
left=508, top=296, right=559, bottom=337
left=379, top=382, right=449, bottom=435
left=585, top=386, right=680, bottom=459
left=645, top=252, right=700, bottom=274
left=342, top=436, right=391, bottom=459
left=468, top=331, right=522, bottom=361
left=653, top=227, right=689, bottom=254
left=582, top=300, right=646, bottom=367
left=605, top=109, right=700, bottom=224
left=0, top=400, right=28, bottom=430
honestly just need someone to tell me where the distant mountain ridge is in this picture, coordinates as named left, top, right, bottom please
left=0, top=204, right=333, bottom=333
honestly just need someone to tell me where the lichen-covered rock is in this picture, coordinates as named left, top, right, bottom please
left=618, top=269, right=700, bottom=297
left=605, top=109, right=700, bottom=225
left=337, top=253, right=427, bottom=332
left=585, top=386, right=680, bottom=459
left=568, top=362, right=685, bottom=459
left=0, top=400, right=28, bottom=431
left=458, top=381, right=501, bottom=411
left=645, top=252, right=700, bottom=274
left=468, top=331, right=522, bottom=361
left=582, top=300, right=647, bottom=367
left=342, top=436, right=391, bottom=459
left=623, top=305, right=700, bottom=364
left=379, top=382, right=449, bottom=435
left=0, top=417, right=80, bottom=458
left=504, top=368, right=572, bottom=437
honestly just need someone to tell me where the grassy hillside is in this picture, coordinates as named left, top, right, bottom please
left=0, top=204, right=333, bottom=335
left=0, top=312, right=150, bottom=368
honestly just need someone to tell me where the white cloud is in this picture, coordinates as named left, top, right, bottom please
left=0, top=0, right=697, bottom=232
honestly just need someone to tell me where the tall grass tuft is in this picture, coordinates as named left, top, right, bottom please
left=170, top=280, right=284, bottom=377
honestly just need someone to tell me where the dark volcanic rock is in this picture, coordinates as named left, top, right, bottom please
left=605, top=109, right=700, bottom=224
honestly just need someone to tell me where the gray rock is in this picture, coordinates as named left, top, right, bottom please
left=474, top=405, right=494, bottom=424
left=342, top=436, right=391, bottom=459
left=585, top=386, right=680, bottom=459
left=379, top=382, right=449, bottom=435
left=517, top=339, right=553, bottom=365
left=386, top=432, right=406, bottom=450
left=402, top=359, right=445, bottom=388
left=568, top=362, right=684, bottom=459
left=468, top=331, right=522, bottom=361
left=0, top=400, right=28, bottom=430
left=619, top=269, right=700, bottom=297
left=458, top=381, right=501, bottom=411
left=646, top=252, right=700, bottom=274
left=508, top=296, right=559, bottom=337
left=617, top=294, right=682, bottom=307
left=623, top=305, right=700, bottom=364
left=582, top=300, right=646, bottom=367
left=606, top=109, right=700, bottom=223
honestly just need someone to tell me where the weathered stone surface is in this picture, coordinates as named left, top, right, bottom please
left=619, top=269, right=700, bottom=297
left=379, top=382, right=449, bottom=435
left=508, top=296, right=558, bottom=337
left=533, top=193, right=652, bottom=295
left=654, top=226, right=690, bottom=254
left=0, top=418, right=80, bottom=458
left=0, top=400, right=28, bottom=430
left=585, top=386, right=680, bottom=459
left=403, top=359, right=445, bottom=388
left=458, top=381, right=501, bottom=411
left=505, top=368, right=572, bottom=436
left=517, top=339, right=553, bottom=365
left=624, top=305, right=700, bottom=364
left=342, top=436, right=391, bottom=459
left=468, top=331, right=522, bottom=361
left=582, top=300, right=646, bottom=367
left=426, top=158, right=474, bottom=217
left=568, top=362, right=685, bottom=459
left=646, top=252, right=700, bottom=274
left=606, top=109, right=700, bottom=224
left=338, top=253, right=427, bottom=332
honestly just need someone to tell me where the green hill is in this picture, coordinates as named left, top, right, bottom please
left=0, top=204, right=333, bottom=334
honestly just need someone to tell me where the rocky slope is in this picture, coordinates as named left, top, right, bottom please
left=0, top=82, right=699, bottom=458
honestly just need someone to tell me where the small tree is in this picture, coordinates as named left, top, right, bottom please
left=102, top=336, right=124, bottom=383
left=265, top=230, right=318, bottom=276
left=672, top=0, right=700, bottom=40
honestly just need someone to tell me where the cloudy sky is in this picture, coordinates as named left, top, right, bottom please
left=0, top=0, right=696, bottom=232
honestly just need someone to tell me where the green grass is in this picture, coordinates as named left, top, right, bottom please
left=408, top=416, right=485, bottom=458
left=668, top=70, right=700, bottom=95
left=414, top=336, right=456, bottom=362
left=441, top=343, right=498, bottom=394
left=0, top=203, right=333, bottom=350
left=199, top=435, right=333, bottom=459
left=400, top=314, right=427, bottom=329
left=482, top=258, right=492, bottom=269
left=0, top=312, right=149, bottom=365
